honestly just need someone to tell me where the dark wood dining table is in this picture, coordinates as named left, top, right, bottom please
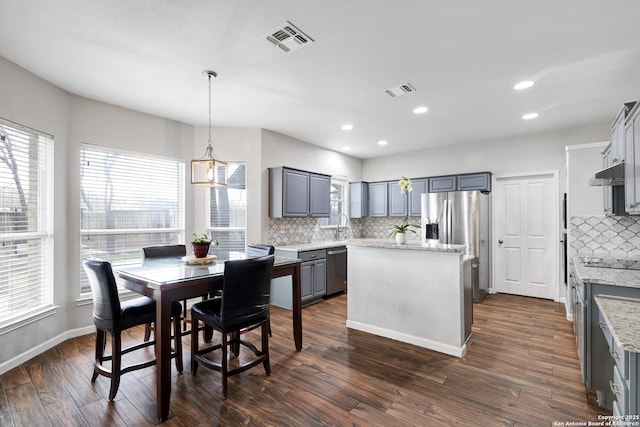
left=116, top=255, right=302, bottom=422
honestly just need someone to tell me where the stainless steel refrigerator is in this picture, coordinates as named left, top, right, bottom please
left=420, top=191, right=490, bottom=303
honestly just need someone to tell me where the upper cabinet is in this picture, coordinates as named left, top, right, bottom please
left=349, top=182, right=369, bottom=218
left=269, top=167, right=331, bottom=218
left=368, top=181, right=388, bottom=217
left=429, top=172, right=491, bottom=193
left=388, top=181, right=407, bottom=217
left=611, top=103, right=635, bottom=164
left=408, top=178, right=427, bottom=216
left=625, top=103, right=640, bottom=214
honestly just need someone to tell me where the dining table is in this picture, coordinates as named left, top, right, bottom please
left=116, top=254, right=302, bottom=422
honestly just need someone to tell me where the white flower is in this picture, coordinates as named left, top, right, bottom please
left=398, top=177, right=412, bottom=194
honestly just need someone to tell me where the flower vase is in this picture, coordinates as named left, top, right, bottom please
left=395, top=232, right=407, bottom=244
left=192, top=242, right=211, bottom=258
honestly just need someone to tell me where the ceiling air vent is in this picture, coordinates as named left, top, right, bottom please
left=384, top=83, right=416, bottom=98
left=265, top=21, right=314, bottom=53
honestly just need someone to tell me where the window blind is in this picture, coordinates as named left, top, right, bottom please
left=208, top=163, right=246, bottom=258
left=0, top=117, right=54, bottom=326
left=80, top=145, right=184, bottom=293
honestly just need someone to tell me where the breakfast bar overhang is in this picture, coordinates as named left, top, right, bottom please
left=346, top=239, right=472, bottom=357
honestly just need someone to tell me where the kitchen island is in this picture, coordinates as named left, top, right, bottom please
left=346, top=238, right=471, bottom=357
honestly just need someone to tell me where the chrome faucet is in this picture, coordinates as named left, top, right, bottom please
left=335, top=213, right=348, bottom=241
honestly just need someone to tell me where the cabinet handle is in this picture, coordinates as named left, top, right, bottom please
left=609, top=380, right=622, bottom=398
left=629, top=204, right=636, bottom=209
left=598, top=321, right=607, bottom=330
left=609, top=348, right=620, bottom=362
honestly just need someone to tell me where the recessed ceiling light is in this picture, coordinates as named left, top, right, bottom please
left=514, top=81, right=535, bottom=90
left=341, top=146, right=351, bottom=151
left=522, top=112, right=539, bottom=120
left=341, top=124, right=354, bottom=131
left=377, top=140, right=388, bottom=146
left=413, top=106, right=428, bottom=114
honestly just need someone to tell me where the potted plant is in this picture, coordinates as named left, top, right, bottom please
left=191, top=233, right=219, bottom=258
left=388, top=216, right=421, bottom=244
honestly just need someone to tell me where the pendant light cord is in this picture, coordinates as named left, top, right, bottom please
left=207, top=72, right=212, bottom=146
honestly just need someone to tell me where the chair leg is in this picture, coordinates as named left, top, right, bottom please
left=221, top=332, right=228, bottom=399
left=144, top=323, right=152, bottom=341
left=262, top=321, right=271, bottom=376
left=173, top=315, right=183, bottom=373
left=191, top=314, right=199, bottom=376
left=92, top=329, right=105, bottom=383
left=108, top=332, right=122, bottom=401
left=182, top=299, right=188, bottom=331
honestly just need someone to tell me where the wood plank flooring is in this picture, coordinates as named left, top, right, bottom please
left=0, top=293, right=609, bottom=426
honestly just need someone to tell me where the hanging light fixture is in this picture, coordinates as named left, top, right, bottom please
left=191, top=70, right=228, bottom=187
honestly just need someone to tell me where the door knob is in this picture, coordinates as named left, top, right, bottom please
left=498, top=239, right=504, bottom=244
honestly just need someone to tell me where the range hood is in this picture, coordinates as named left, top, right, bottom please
left=589, top=161, right=625, bottom=186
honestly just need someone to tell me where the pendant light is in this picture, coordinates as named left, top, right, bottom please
left=191, top=70, right=228, bottom=187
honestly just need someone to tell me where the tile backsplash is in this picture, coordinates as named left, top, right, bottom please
left=267, top=216, right=422, bottom=246
left=570, top=215, right=640, bottom=258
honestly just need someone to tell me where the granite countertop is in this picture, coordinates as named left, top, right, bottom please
left=274, top=240, right=348, bottom=253
left=346, top=238, right=466, bottom=253
left=571, top=256, right=640, bottom=289
left=594, top=294, right=640, bottom=353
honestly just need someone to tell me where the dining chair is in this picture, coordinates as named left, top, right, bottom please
left=142, top=245, right=189, bottom=339
left=190, top=255, right=275, bottom=399
left=82, top=258, right=183, bottom=400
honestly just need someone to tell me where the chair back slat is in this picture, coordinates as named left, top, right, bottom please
left=247, top=243, right=274, bottom=258
left=220, top=255, right=274, bottom=332
left=82, top=259, right=121, bottom=331
left=143, top=245, right=186, bottom=259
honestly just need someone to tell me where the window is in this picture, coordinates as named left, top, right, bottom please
left=0, top=117, right=54, bottom=326
left=321, top=176, right=347, bottom=227
left=208, top=163, right=246, bottom=259
left=80, top=145, right=184, bottom=293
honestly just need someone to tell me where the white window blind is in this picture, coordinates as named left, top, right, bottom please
left=0, top=117, right=54, bottom=326
left=208, top=163, right=246, bottom=258
left=80, top=145, right=184, bottom=293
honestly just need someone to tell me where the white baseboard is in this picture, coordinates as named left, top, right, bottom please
left=0, top=325, right=95, bottom=375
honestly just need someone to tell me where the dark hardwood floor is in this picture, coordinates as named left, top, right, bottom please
left=0, top=293, right=608, bottom=426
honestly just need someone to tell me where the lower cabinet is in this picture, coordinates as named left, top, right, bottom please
left=301, top=257, right=326, bottom=305
left=273, top=248, right=326, bottom=307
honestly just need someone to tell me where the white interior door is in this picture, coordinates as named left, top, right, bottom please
left=493, top=172, right=558, bottom=300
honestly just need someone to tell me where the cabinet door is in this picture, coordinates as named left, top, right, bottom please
left=369, top=182, right=388, bottom=217
left=388, top=181, right=408, bottom=217
left=626, top=107, right=640, bottom=214
left=283, top=169, right=310, bottom=217
left=309, top=173, right=331, bottom=217
left=301, top=261, right=314, bottom=302
left=458, top=173, right=491, bottom=192
left=313, top=259, right=326, bottom=298
left=611, top=105, right=628, bottom=164
left=408, top=178, right=427, bottom=216
left=603, top=147, right=613, bottom=215
left=429, top=176, right=456, bottom=193
left=349, top=182, right=369, bottom=218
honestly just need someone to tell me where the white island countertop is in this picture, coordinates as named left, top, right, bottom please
left=347, top=238, right=466, bottom=253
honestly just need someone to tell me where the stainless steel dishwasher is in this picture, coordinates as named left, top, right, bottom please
left=326, top=246, right=347, bottom=295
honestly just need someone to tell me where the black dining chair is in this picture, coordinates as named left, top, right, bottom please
left=82, top=258, right=183, bottom=400
left=190, top=255, right=275, bottom=399
left=142, top=245, right=189, bottom=339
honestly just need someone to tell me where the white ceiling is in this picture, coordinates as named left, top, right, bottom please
left=2, top=1, right=640, bottom=159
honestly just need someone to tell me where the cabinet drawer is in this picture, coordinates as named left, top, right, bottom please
left=611, top=364, right=629, bottom=414
left=299, top=249, right=326, bottom=262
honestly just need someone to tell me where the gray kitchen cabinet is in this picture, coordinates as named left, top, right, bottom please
left=368, top=181, right=388, bottom=217
left=349, top=182, right=369, bottom=218
left=577, top=281, right=640, bottom=410
left=625, top=103, right=640, bottom=214
left=429, top=175, right=456, bottom=193
left=269, top=167, right=330, bottom=218
left=408, top=178, right=427, bottom=216
left=603, top=145, right=613, bottom=215
left=310, top=173, right=331, bottom=217
left=610, top=104, right=629, bottom=164
left=458, top=172, right=491, bottom=192
left=299, top=249, right=326, bottom=305
left=388, top=181, right=408, bottom=217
